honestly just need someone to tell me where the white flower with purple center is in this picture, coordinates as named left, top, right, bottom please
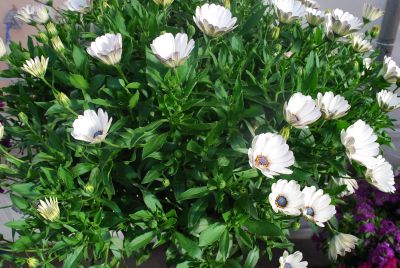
left=269, top=179, right=304, bottom=216
left=71, top=109, right=112, bottom=144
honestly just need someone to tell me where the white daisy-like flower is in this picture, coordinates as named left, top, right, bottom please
left=316, top=92, right=350, bottom=120
left=284, top=92, right=321, bottom=128
left=193, top=4, right=237, bottom=37
left=329, top=233, right=358, bottom=261
left=16, top=4, right=49, bottom=25
left=362, top=3, right=384, bottom=23
left=63, top=0, right=92, bottom=13
left=0, top=122, right=4, bottom=140
left=153, top=0, right=174, bottom=7
left=382, top=56, right=400, bottom=84
left=71, top=109, right=112, bottom=144
left=21, top=56, right=49, bottom=78
left=351, top=34, right=373, bottom=53
left=37, top=197, right=60, bottom=222
left=302, top=186, right=336, bottom=227
left=329, top=9, right=362, bottom=37
left=150, top=33, right=195, bottom=68
left=340, top=119, right=379, bottom=166
left=0, top=38, right=7, bottom=58
left=377, top=89, right=400, bottom=112
left=279, top=250, right=308, bottom=268
left=87, top=33, right=122, bottom=66
left=270, top=0, right=306, bottom=24
left=269, top=179, right=304, bottom=216
left=299, top=0, right=319, bottom=9
left=248, top=133, right=295, bottom=178
left=365, top=155, right=396, bottom=193
left=333, top=176, right=358, bottom=197
left=305, top=8, right=325, bottom=27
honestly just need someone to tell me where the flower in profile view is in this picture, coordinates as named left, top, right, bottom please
left=351, top=34, right=373, bottom=53
left=71, top=109, right=112, bottom=144
left=248, top=133, right=295, bottom=178
left=302, top=186, right=336, bottom=227
left=370, top=242, right=395, bottom=267
left=284, top=92, right=321, bottom=128
left=269, top=179, right=304, bottom=216
left=17, top=4, right=49, bottom=25
left=377, top=90, right=400, bottom=112
left=153, top=0, right=174, bottom=7
left=340, top=120, right=379, bottom=166
left=328, top=233, right=358, bottom=260
left=279, top=250, right=308, bottom=268
left=329, top=9, right=363, bottom=37
left=150, top=33, right=195, bottom=68
left=0, top=38, right=7, bottom=58
left=299, top=0, right=319, bottom=9
left=269, top=0, right=306, bottom=24
left=333, top=176, right=358, bottom=196
left=63, top=0, right=92, bottom=13
left=362, top=3, right=384, bottom=23
left=21, top=56, right=49, bottom=78
left=363, top=57, right=372, bottom=74
left=324, top=14, right=335, bottom=40
left=365, top=156, right=396, bottom=193
left=37, top=197, right=60, bottom=221
left=193, top=4, right=237, bottom=37
left=87, top=33, right=122, bottom=66
left=382, top=56, right=400, bottom=84
left=305, top=8, right=325, bottom=27
left=316, top=92, right=350, bottom=120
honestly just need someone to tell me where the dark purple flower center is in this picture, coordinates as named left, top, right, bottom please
left=93, top=130, right=103, bottom=138
left=305, top=207, right=315, bottom=216
left=276, top=195, right=287, bottom=208
left=284, top=263, right=292, bottom=268
left=255, top=155, right=269, bottom=167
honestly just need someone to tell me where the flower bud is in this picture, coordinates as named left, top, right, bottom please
left=0, top=123, right=4, bottom=140
left=36, top=32, right=48, bottom=44
left=18, top=112, right=29, bottom=125
left=56, top=92, right=70, bottom=106
left=239, top=186, right=247, bottom=194
left=162, top=178, right=170, bottom=187
left=279, top=126, right=291, bottom=140
left=84, top=183, right=94, bottom=193
left=46, top=22, right=58, bottom=37
left=370, top=25, right=380, bottom=39
left=224, top=0, right=231, bottom=9
left=272, top=26, right=280, bottom=40
left=218, top=180, right=226, bottom=189
left=51, top=36, right=65, bottom=53
left=27, top=257, right=40, bottom=268
left=291, top=221, right=301, bottom=231
left=274, top=44, right=282, bottom=53
left=150, top=220, right=158, bottom=228
left=153, top=0, right=174, bottom=7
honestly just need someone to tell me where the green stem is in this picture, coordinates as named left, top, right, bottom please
left=0, top=145, right=24, bottom=164
left=103, top=139, right=123, bottom=148
left=115, top=65, right=128, bottom=84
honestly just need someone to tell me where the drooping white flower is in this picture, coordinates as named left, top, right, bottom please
left=270, top=0, right=306, bottom=24
left=150, top=33, right=195, bottom=68
left=0, top=123, right=4, bottom=140
left=16, top=4, right=49, bottom=25
left=87, top=33, right=122, bottom=66
left=340, top=120, right=379, bottom=166
left=279, top=250, right=308, bottom=268
left=329, top=9, right=362, bottom=37
left=329, top=233, right=358, bottom=261
left=0, top=38, right=7, bottom=58
left=316, top=92, right=350, bottom=120
left=153, top=0, right=174, bottom=7
left=193, top=4, right=237, bottom=37
left=269, top=179, right=304, bottom=216
left=21, top=56, right=49, bottom=78
left=37, top=197, right=60, bottom=222
left=382, top=56, right=400, bottom=84
left=377, top=89, right=400, bottom=112
left=284, top=92, right=321, bottom=128
left=362, top=3, right=384, bottom=23
left=365, top=155, right=396, bottom=193
left=305, top=8, right=325, bottom=27
left=351, top=34, right=373, bottom=53
left=63, top=0, right=92, bottom=13
left=71, top=109, right=112, bottom=144
left=248, top=133, right=295, bottom=178
left=333, top=176, right=358, bottom=197
left=302, top=186, right=336, bottom=227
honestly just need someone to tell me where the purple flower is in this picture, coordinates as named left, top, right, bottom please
left=355, top=203, right=375, bottom=221
left=370, top=242, right=395, bottom=268
left=359, top=222, right=375, bottom=233
left=0, top=101, right=4, bottom=110
left=378, top=220, right=397, bottom=236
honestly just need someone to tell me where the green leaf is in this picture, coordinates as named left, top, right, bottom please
left=10, top=194, right=29, bottom=210
left=219, top=229, right=231, bottom=261
left=142, top=169, right=161, bottom=184
left=188, top=198, right=209, bottom=228
left=143, top=191, right=162, bottom=212
left=72, top=46, right=86, bottom=69
left=174, top=232, right=202, bottom=259
left=69, top=74, right=89, bottom=91
left=240, top=5, right=267, bottom=36
left=244, top=219, right=283, bottom=236
left=127, top=231, right=156, bottom=252
left=177, top=187, right=209, bottom=201
left=11, top=183, right=40, bottom=197
left=5, top=220, right=28, bottom=229
left=244, top=247, right=259, bottom=268
left=58, top=166, right=74, bottom=189
left=63, top=245, right=84, bottom=268
left=199, top=223, right=226, bottom=247
left=72, top=163, right=96, bottom=178
left=142, top=133, right=168, bottom=159
left=129, top=91, right=140, bottom=109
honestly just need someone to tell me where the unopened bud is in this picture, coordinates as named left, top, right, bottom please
left=291, top=221, right=301, bottom=231
left=56, top=92, right=70, bottom=106
left=18, top=112, right=28, bottom=125
left=46, top=22, right=58, bottom=37
left=279, top=126, right=291, bottom=140
left=224, top=0, right=231, bottom=9
left=153, top=0, right=174, bottom=7
left=0, top=122, right=4, bottom=140
left=27, top=257, right=39, bottom=268
left=162, top=179, right=170, bottom=187
left=51, top=36, right=65, bottom=53
left=370, top=25, right=380, bottom=39
left=272, top=26, right=280, bottom=40
left=150, top=220, right=158, bottom=228
left=36, top=32, right=48, bottom=44
left=84, top=183, right=94, bottom=193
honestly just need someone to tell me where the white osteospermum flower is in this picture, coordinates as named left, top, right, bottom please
left=248, top=133, right=295, bottom=178
left=270, top=0, right=306, bottom=24
left=362, top=3, right=384, bottom=23
left=305, top=8, right=325, bottom=27
left=279, top=250, right=308, bottom=268
left=330, top=9, right=362, bottom=37
left=63, top=0, right=92, bottom=13
left=193, top=4, right=237, bottom=37
left=17, top=4, right=49, bottom=25
left=151, top=33, right=195, bottom=68
left=351, top=34, right=373, bottom=53
left=340, top=120, right=379, bottom=166
left=299, top=0, right=319, bottom=9
left=382, top=56, right=400, bottom=84
left=87, top=33, right=122, bottom=66
left=377, top=90, right=400, bottom=112
left=0, top=38, right=7, bottom=58
left=37, top=197, right=60, bottom=222
left=333, top=176, right=358, bottom=197
left=365, top=156, right=396, bottom=193
left=329, top=233, right=358, bottom=261
left=302, top=186, right=336, bottom=227
left=71, top=109, right=112, bottom=144
left=269, top=179, right=304, bottom=216
left=284, top=92, right=321, bottom=128
left=21, top=56, right=49, bottom=78
left=316, top=92, right=350, bottom=120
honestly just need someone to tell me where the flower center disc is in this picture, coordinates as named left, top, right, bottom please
left=275, top=195, right=288, bottom=208
left=305, top=207, right=315, bottom=216
left=255, top=155, right=270, bottom=167
left=93, top=130, right=103, bottom=138
left=284, top=263, right=292, bottom=268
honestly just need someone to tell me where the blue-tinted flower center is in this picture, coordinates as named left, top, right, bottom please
left=255, top=155, right=270, bottom=167
left=305, top=207, right=315, bottom=217
left=93, top=130, right=103, bottom=138
left=275, top=195, right=287, bottom=208
left=284, top=263, right=292, bottom=268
